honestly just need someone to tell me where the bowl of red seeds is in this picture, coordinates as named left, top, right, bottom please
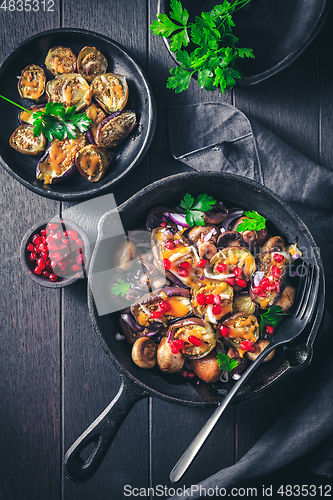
left=20, top=218, right=90, bottom=288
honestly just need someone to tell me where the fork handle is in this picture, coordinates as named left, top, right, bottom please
left=169, top=342, right=277, bottom=483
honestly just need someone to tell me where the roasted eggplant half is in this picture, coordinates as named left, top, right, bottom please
left=9, top=124, right=46, bottom=155
left=36, top=134, right=86, bottom=184
left=85, top=103, right=106, bottom=143
left=233, top=294, right=256, bottom=315
left=219, top=312, right=259, bottom=356
left=250, top=236, right=289, bottom=310
left=45, top=46, right=76, bottom=76
left=131, top=287, right=192, bottom=327
left=167, top=318, right=216, bottom=359
left=207, top=246, right=256, bottom=285
left=46, top=73, right=91, bottom=111
left=191, top=281, right=233, bottom=324
left=90, top=73, right=128, bottom=113
left=18, top=104, right=46, bottom=125
left=18, top=64, right=46, bottom=101
left=95, top=110, right=137, bottom=149
left=75, top=144, right=114, bottom=182
left=77, top=46, right=108, bottom=82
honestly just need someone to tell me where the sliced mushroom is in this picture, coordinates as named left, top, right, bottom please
left=232, top=216, right=269, bottom=249
left=203, top=202, right=229, bottom=224
left=274, top=285, right=296, bottom=312
left=245, top=339, right=275, bottom=362
left=190, top=350, right=222, bottom=383
left=157, top=337, right=185, bottom=373
left=132, top=337, right=157, bottom=369
left=114, top=239, right=137, bottom=269
left=217, top=231, right=245, bottom=249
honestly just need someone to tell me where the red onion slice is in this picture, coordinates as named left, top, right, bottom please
left=168, top=212, right=189, bottom=228
left=220, top=209, right=244, bottom=231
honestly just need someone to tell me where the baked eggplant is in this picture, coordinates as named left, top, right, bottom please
left=18, top=64, right=46, bottom=101
left=167, top=317, right=216, bottom=359
left=206, top=246, right=256, bottom=284
left=95, top=110, right=137, bottom=149
left=75, top=144, right=114, bottom=182
left=77, top=46, right=108, bottom=82
left=9, top=124, right=46, bottom=155
left=219, top=312, right=259, bottom=356
left=90, top=73, right=128, bottom=113
left=45, top=46, right=76, bottom=76
left=131, top=287, right=192, bottom=327
left=46, top=73, right=91, bottom=111
left=191, top=281, right=233, bottom=324
left=84, top=103, right=107, bottom=143
left=36, top=134, right=86, bottom=184
left=18, top=104, right=46, bottom=125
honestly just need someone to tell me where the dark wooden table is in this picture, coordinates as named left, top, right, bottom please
left=1, top=2, right=332, bottom=499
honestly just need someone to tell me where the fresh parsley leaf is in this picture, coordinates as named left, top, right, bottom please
left=236, top=210, right=267, bottom=232
left=238, top=47, right=255, bottom=59
left=216, top=352, right=239, bottom=372
left=259, top=306, right=288, bottom=337
left=180, top=193, right=216, bottom=227
left=167, top=66, right=194, bottom=93
left=169, top=0, right=189, bottom=26
left=111, top=278, right=131, bottom=297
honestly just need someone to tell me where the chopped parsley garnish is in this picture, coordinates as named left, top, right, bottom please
left=259, top=305, right=288, bottom=337
left=111, top=278, right=131, bottom=297
left=216, top=352, right=238, bottom=372
left=180, top=193, right=216, bottom=226
left=236, top=210, right=267, bottom=232
left=150, top=0, right=254, bottom=93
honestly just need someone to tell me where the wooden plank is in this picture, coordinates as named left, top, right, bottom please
left=0, top=7, right=61, bottom=500
left=61, top=0, right=151, bottom=497
left=233, top=35, right=321, bottom=463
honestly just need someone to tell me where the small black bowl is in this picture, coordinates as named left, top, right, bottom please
left=20, top=218, right=91, bottom=288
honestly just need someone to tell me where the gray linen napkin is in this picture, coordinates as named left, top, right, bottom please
left=167, top=102, right=333, bottom=497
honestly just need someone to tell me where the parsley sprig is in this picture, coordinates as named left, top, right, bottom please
left=236, top=210, right=267, bottom=232
left=259, top=306, right=288, bottom=338
left=216, top=352, right=238, bottom=372
left=0, top=95, right=91, bottom=142
left=180, top=193, right=216, bottom=226
left=111, top=278, right=131, bottom=297
left=150, top=0, right=254, bottom=93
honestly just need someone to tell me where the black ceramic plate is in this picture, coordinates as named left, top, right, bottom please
left=158, top=0, right=330, bottom=85
left=0, top=28, right=156, bottom=200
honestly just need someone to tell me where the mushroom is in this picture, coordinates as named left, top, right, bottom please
left=157, top=337, right=185, bottom=373
left=187, top=225, right=219, bottom=260
left=114, top=239, right=137, bottom=269
left=132, top=337, right=157, bottom=369
left=245, top=339, right=275, bottom=362
left=275, top=285, right=296, bottom=312
left=227, top=347, right=249, bottom=375
left=190, top=350, right=222, bottom=383
left=232, top=216, right=269, bottom=249
left=217, top=231, right=245, bottom=249
left=203, top=202, right=229, bottom=225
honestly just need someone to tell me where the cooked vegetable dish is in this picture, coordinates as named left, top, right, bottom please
left=111, top=194, right=301, bottom=385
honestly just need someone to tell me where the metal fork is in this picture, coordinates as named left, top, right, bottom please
left=170, top=263, right=320, bottom=483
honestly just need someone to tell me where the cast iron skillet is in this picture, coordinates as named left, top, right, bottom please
left=64, top=172, right=325, bottom=482
left=0, top=28, right=156, bottom=201
left=158, top=0, right=330, bottom=86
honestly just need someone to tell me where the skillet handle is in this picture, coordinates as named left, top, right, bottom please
left=63, top=374, right=148, bottom=482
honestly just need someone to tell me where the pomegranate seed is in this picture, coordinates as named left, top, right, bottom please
left=273, top=253, right=284, bottom=263
left=233, top=266, right=242, bottom=277
left=216, top=262, right=227, bottom=273
left=40, top=251, right=48, bottom=260
left=188, top=372, right=195, bottom=379
left=265, top=325, right=276, bottom=335
left=46, top=235, right=53, bottom=244
left=163, top=258, right=170, bottom=270
left=196, top=293, right=206, bottom=306
left=219, top=325, right=230, bottom=337
left=50, top=260, right=57, bottom=269
left=188, top=335, right=202, bottom=346
left=179, top=261, right=190, bottom=269
left=150, top=309, right=163, bottom=319
left=71, top=264, right=81, bottom=272
left=205, top=294, right=215, bottom=304
left=38, top=243, right=48, bottom=253
left=159, top=300, right=171, bottom=312
left=75, top=238, right=84, bottom=247
left=214, top=294, right=222, bottom=305
left=43, top=270, right=50, bottom=278
left=40, top=236, right=47, bottom=243
left=178, top=269, right=189, bottom=277
left=48, top=242, right=59, bottom=252
left=266, top=283, right=277, bottom=291
left=160, top=222, right=167, bottom=227
left=63, top=230, right=69, bottom=237
left=235, top=278, right=247, bottom=288
left=45, top=259, right=51, bottom=268
left=181, top=370, right=188, bottom=378
left=197, top=259, right=208, bottom=268
left=271, top=265, right=281, bottom=278
left=49, top=273, right=57, bottom=282
left=253, top=286, right=267, bottom=297
left=27, top=243, right=34, bottom=252
left=29, top=252, right=37, bottom=261
left=53, top=231, right=63, bottom=241
left=32, top=234, right=42, bottom=246
left=225, top=277, right=236, bottom=286
left=260, top=278, right=270, bottom=289
left=47, top=223, right=58, bottom=231
left=239, top=340, right=255, bottom=352
left=275, top=281, right=280, bottom=294
left=61, top=238, right=69, bottom=245
left=33, top=266, right=42, bottom=275
left=165, top=240, right=175, bottom=250
left=40, top=228, right=47, bottom=236
left=212, top=304, right=222, bottom=315
left=75, top=253, right=84, bottom=265
left=37, top=258, right=46, bottom=270
left=173, top=339, right=185, bottom=349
